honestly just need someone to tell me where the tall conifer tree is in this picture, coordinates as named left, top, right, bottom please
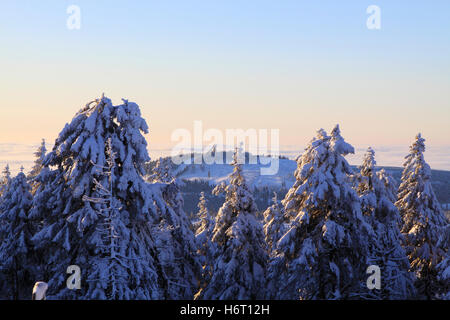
left=396, top=134, right=449, bottom=299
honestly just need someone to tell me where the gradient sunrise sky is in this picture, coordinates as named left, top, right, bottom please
left=0, top=1, right=449, bottom=172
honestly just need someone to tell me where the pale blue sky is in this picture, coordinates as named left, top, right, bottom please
left=0, top=1, right=449, bottom=170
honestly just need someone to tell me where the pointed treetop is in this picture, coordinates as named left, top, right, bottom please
left=236, top=144, right=246, bottom=164
left=410, top=133, right=426, bottom=154
left=231, top=148, right=244, bottom=179
left=40, top=139, right=46, bottom=151
left=316, top=128, right=328, bottom=140
left=402, top=133, right=430, bottom=179
left=0, top=164, right=11, bottom=196
left=330, top=124, right=355, bottom=156
left=2, top=164, right=11, bottom=178
left=366, top=146, right=375, bottom=157
left=198, top=191, right=208, bottom=212
left=361, top=147, right=376, bottom=174
left=28, top=139, right=47, bottom=179
left=331, top=124, right=341, bottom=137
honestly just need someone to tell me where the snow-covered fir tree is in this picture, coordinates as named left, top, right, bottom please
left=81, top=138, right=133, bottom=299
left=194, top=192, right=215, bottom=256
left=156, top=180, right=201, bottom=299
left=197, top=150, right=268, bottom=300
left=193, top=192, right=216, bottom=295
left=0, top=170, right=36, bottom=299
left=263, top=192, right=285, bottom=254
left=147, top=157, right=175, bottom=183
left=376, top=168, right=398, bottom=201
left=396, top=133, right=449, bottom=299
left=30, top=95, right=199, bottom=299
left=267, top=125, right=374, bottom=300
left=0, top=164, right=11, bottom=197
left=436, top=224, right=450, bottom=299
left=356, top=147, right=416, bottom=299
left=28, top=139, right=47, bottom=182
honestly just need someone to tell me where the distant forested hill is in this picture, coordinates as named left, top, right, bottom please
left=145, top=154, right=450, bottom=216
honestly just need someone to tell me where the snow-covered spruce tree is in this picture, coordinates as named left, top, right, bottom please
left=156, top=179, right=201, bottom=299
left=81, top=138, right=133, bottom=299
left=147, top=157, right=175, bottom=183
left=28, top=162, right=70, bottom=290
left=28, top=139, right=47, bottom=183
left=267, top=125, right=374, bottom=300
left=436, top=225, right=450, bottom=299
left=0, top=171, right=36, bottom=300
left=376, top=169, right=398, bottom=202
left=396, top=134, right=449, bottom=299
left=263, top=192, right=285, bottom=254
left=356, top=147, right=416, bottom=299
left=193, top=192, right=216, bottom=294
left=0, top=164, right=11, bottom=197
left=197, top=150, right=268, bottom=300
left=193, top=192, right=208, bottom=232
left=30, top=96, right=199, bottom=299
